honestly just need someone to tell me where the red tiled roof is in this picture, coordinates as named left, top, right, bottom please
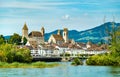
left=68, top=43, right=82, bottom=49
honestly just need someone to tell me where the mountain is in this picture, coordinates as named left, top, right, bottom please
left=45, top=22, right=120, bottom=43
left=4, top=35, right=11, bottom=40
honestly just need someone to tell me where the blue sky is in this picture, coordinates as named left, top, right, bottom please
left=0, top=0, right=120, bottom=35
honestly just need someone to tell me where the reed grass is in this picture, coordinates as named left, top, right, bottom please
left=0, top=62, right=59, bottom=68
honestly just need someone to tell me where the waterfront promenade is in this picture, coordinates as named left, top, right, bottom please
left=31, top=49, right=108, bottom=61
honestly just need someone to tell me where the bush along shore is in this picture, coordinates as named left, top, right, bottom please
left=71, top=57, right=83, bottom=66
left=0, top=44, right=59, bottom=68
left=0, top=44, right=32, bottom=63
left=86, top=53, right=120, bottom=66
left=86, top=23, right=120, bottom=66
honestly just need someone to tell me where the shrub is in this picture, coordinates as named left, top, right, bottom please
left=71, top=57, right=83, bottom=65
left=0, top=44, right=32, bottom=63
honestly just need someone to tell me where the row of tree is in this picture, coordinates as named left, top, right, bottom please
left=0, top=33, right=27, bottom=45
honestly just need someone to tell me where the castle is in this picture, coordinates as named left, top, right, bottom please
left=22, top=23, right=69, bottom=46
left=22, top=23, right=45, bottom=46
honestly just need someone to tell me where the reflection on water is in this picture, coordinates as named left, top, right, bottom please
left=110, top=66, right=120, bottom=77
left=0, top=62, right=120, bottom=77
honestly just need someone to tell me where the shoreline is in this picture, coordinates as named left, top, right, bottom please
left=0, top=62, right=60, bottom=68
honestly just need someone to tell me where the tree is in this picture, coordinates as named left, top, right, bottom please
left=23, top=37, right=27, bottom=45
left=71, top=57, right=83, bottom=65
left=109, top=23, right=120, bottom=53
left=0, top=44, right=32, bottom=63
left=0, top=35, right=5, bottom=44
left=9, top=33, right=21, bottom=45
left=0, top=50, right=7, bottom=62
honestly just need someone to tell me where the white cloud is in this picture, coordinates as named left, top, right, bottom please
left=0, top=2, right=49, bottom=10
left=62, top=14, right=70, bottom=20
left=0, top=2, right=80, bottom=10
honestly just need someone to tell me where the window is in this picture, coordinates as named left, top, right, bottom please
left=64, top=33, right=65, bottom=36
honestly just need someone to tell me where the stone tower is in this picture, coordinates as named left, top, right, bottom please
left=57, top=29, right=61, bottom=35
left=63, top=28, right=68, bottom=43
left=41, top=27, right=45, bottom=36
left=22, top=22, right=28, bottom=43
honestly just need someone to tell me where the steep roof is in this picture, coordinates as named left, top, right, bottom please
left=41, top=27, right=45, bottom=30
left=22, top=23, right=28, bottom=30
left=28, top=31, right=43, bottom=37
left=63, top=28, right=68, bottom=32
left=52, top=34, right=64, bottom=41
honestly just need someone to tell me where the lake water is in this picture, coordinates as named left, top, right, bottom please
left=0, top=62, right=120, bottom=77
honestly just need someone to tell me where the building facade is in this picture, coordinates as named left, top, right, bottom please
left=22, top=23, right=45, bottom=45
left=48, top=28, right=68, bottom=44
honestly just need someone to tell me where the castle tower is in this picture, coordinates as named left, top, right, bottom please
left=57, top=29, right=61, bottom=35
left=63, top=28, right=68, bottom=43
left=41, top=27, right=45, bottom=36
left=22, top=22, right=28, bottom=43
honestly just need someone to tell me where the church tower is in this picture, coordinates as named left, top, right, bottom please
left=22, top=22, right=28, bottom=43
left=57, top=29, right=61, bottom=35
left=41, top=27, right=45, bottom=36
left=63, top=28, right=68, bottom=43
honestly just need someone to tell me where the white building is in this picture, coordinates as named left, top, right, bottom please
left=48, top=28, right=68, bottom=45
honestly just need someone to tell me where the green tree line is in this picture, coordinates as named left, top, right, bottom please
left=0, top=33, right=31, bottom=63
left=0, top=44, right=32, bottom=63
left=0, top=33, right=27, bottom=45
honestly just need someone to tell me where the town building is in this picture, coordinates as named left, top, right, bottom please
left=48, top=28, right=68, bottom=45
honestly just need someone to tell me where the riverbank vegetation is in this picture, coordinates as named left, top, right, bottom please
left=86, top=23, right=120, bottom=66
left=0, top=44, right=59, bottom=68
left=71, top=57, right=83, bottom=65
left=0, top=62, right=59, bottom=68
left=0, top=44, right=32, bottom=63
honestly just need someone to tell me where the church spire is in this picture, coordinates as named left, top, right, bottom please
left=63, top=28, right=68, bottom=43
left=22, top=22, right=28, bottom=44
left=22, top=22, right=28, bottom=30
left=41, top=26, right=45, bottom=36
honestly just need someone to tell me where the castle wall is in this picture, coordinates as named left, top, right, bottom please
left=28, top=37, right=44, bottom=45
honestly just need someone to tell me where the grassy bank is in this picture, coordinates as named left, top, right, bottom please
left=0, top=62, right=59, bottom=68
